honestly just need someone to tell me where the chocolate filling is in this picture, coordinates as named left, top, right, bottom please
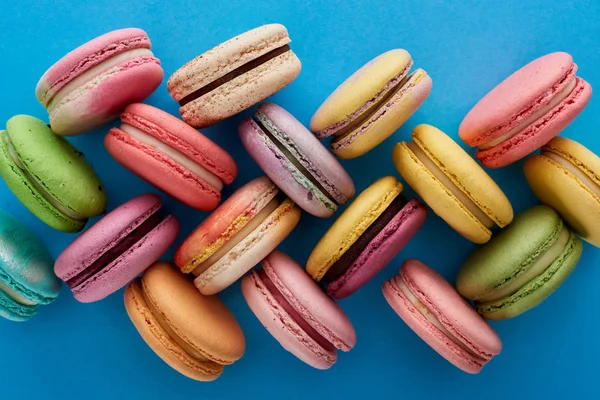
left=179, top=45, right=291, bottom=106
left=66, top=211, right=164, bottom=288
left=258, top=269, right=335, bottom=352
left=325, top=194, right=407, bottom=282
left=252, top=115, right=338, bottom=205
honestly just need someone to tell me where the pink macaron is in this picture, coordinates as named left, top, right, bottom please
left=382, top=259, right=502, bottom=374
left=239, top=102, right=355, bottom=218
left=55, top=193, right=179, bottom=302
left=459, top=52, right=591, bottom=168
left=242, top=251, right=356, bottom=369
left=105, top=103, right=237, bottom=211
left=36, top=28, right=164, bottom=136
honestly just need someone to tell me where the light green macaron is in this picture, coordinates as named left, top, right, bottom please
left=0, top=115, right=106, bottom=232
left=456, top=205, right=582, bottom=320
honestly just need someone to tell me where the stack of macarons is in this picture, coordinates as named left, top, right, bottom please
left=0, top=21, right=597, bottom=383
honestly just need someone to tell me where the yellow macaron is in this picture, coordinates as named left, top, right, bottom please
left=524, top=136, right=600, bottom=247
left=392, top=124, right=513, bottom=243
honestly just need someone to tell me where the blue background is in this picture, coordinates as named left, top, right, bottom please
left=1, top=0, right=599, bottom=398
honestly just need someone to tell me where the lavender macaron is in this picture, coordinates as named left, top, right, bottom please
left=55, top=193, right=179, bottom=302
left=239, top=102, right=355, bottom=218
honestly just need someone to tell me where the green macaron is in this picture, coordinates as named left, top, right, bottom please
left=456, top=205, right=582, bottom=320
left=0, top=115, right=106, bottom=232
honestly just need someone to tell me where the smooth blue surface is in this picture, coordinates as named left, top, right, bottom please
left=1, top=0, right=599, bottom=398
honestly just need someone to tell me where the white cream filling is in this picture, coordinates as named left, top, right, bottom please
left=482, top=226, right=570, bottom=302
left=0, top=280, right=37, bottom=306
left=397, top=277, right=479, bottom=357
left=479, top=78, right=577, bottom=150
left=544, top=152, right=600, bottom=198
left=407, top=141, right=494, bottom=228
left=192, top=199, right=280, bottom=276
left=121, top=124, right=223, bottom=191
left=48, top=48, right=154, bottom=109
left=3, top=133, right=86, bottom=221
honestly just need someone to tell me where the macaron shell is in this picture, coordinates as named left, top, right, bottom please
left=310, top=49, right=413, bottom=135
left=328, top=199, right=427, bottom=299
left=105, top=129, right=221, bottom=211
left=524, top=139, right=600, bottom=246
left=0, top=291, right=37, bottom=321
left=241, top=271, right=336, bottom=369
left=49, top=59, right=163, bottom=136
left=459, top=52, right=577, bottom=144
left=257, top=102, right=355, bottom=204
left=175, top=177, right=279, bottom=273
left=474, top=77, right=591, bottom=168
left=239, top=118, right=337, bottom=218
left=331, top=72, right=432, bottom=159
left=140, top=262, right=245, bottom=364
left=306, top=176, right=402, bottom=281
left=263, top=251, right=356, bottom=350
left=194, top=199, right=300, bottom=295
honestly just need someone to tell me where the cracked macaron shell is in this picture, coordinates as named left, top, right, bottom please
left=105, top=103, right=237, bottom=211
left=167, top=24, right=301, bottom=128
left=0, top=115, right=106, bottom=232
left=307, top=176, right=403, bottom=281
left=125, top=262, right=245, bottom=381
left=393, top=124, right=513, bottom=243
left=524, top=137, right=600, bottom=247
left=459, top=52, right=592, bottom=167
left=242, top=251, right=355, bottom=369
left=456, top=205, right=582, bottom=320
left=239, top=102, right=355, bottom=218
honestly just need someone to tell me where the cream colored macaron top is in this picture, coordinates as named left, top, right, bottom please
left=524, top=136, right=600, bottom=247
left=307, top=176, right=403, bottom=281
left=393, top=124, right=513, bottom=243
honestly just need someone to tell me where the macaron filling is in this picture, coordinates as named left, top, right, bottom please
left=2, top=132, right=86, bottom=221
left=256, top=268, right=335, bottom=352
left=252, top=110, right=342, bottom=205
left=543, top=151, right=600, bottom=198
left=47, top=48, right=157, bottom=110
left=325, top=194, right=407, bottom=282
left=393, top=275, right=487, bottom=361
left=191, top=198, right=281, bottom=276
left=119, top=124, right=223, bottom=190
left=178, top=44, right=291, bottom=107
left=406, top=140, right=494, bottom=228
left=478, top=226, right=571, bottom=303
left=0, top=280, right=37, bottom=306
left=477, top=74, right=577, bottom=151
left=65, top=210, right=164, bottom=289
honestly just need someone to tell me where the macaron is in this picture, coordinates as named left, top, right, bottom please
left=106, top=103, right=237, bottom=211
left=0, top=115, right=106, bottom=232
left=310, top=49, right=432, bottom=159
left=457, top=205, right=582, bottom=320
left=524, top=137, right=600, bottom=247
left=239, top=102, right=355, bottom=218
left=242, top=251, right=356, bottom=369
left=168, top=24, right=301, bottom=128
left=393, top=124, right=513, bottom=243
left=175, top=177, right=301, bottom=295
left=383, top=259, right=502, bottom=374
left=0, top=209, right=61, bottom=321
left=55, top=193, right=179, bottom=302
left=459, top=52, right=592, bottom=168
left=306, top=176, right=427, bottom=299
left=125, top=262, right=245, bottom=381
left=36, top=28, right=163, bottom=136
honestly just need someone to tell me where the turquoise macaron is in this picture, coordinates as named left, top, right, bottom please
left=0, top=115, right=107, bottom=232
left=0, top=209, right=61, bottom=321
left=456, top=205, right=582, bottom=320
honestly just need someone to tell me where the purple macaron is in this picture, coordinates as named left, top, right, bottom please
left=307, top=176, right=427, bottom=299
left=238, top=102, right=355, bottom=218
left=54, top=193, right=179, bottom=302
